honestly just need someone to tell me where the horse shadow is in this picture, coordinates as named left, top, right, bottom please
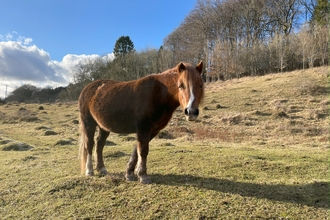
left=149, top=173, right=329, bottom=209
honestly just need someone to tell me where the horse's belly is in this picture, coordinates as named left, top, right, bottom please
left=93, top=110, right=137, bottom=134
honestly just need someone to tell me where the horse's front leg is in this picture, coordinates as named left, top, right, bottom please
left=125, top=140, right=150, bottom=183
left=136, top=136, right=150, bottom=184
left=125, top=145, right=138, bottom=181
left=129, top=127, right=151, bottom=184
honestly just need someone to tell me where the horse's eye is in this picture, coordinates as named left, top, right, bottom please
left=179, top=84, right=185, bottom=90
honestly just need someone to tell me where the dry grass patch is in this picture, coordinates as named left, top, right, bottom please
left=1, top=140, right=33, bottom=151
left=220, top=113, right=246, bottom=125
left=320, top=99, right=330, bottom=105
left=303, top=109, right=328, bottom=120
left=0, top=106, right=39, bottom=123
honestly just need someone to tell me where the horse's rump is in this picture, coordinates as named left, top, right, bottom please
left=80, top=79, right=136, bottom=134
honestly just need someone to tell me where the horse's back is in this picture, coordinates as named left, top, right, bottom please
left=79, top=79, right=114, bottom=111
left=78, top=78, right=152, bottom=133
left=79, top=79, right=117, bottom=99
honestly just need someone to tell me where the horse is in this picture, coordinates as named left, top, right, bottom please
left=78, top=61, right=204, bottom=184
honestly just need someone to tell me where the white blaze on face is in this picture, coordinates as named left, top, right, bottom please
left=186, top=82, right=195, bottom=110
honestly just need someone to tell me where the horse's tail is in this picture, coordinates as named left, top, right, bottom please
left=79, top=115, right=87, bottom=175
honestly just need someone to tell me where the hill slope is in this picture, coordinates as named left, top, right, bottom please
left=0, top=67, right=328, bottom=219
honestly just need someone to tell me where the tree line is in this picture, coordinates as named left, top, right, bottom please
left=68, top=0, right=330, bottom=84
left=164, top=0, right=329, bottom=81
left=3, top=0, right=328, bottom=103
left=3, top=85, right=66, bottom=103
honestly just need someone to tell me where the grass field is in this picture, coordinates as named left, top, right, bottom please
left=0, top=67, right=329, bottom=219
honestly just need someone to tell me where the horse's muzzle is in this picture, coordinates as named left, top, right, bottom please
left=184, top=108, right=199, bottom=121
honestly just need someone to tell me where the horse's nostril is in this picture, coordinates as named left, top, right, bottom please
left=185, top=108, right=199, bottom=116
left=184, top=108, right=189, bottom=116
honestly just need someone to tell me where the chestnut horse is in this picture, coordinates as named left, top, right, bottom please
left=78, top=61, right=204, bottom=183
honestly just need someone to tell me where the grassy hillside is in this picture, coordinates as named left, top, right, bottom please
left=0, top=67, right=329, bottom=219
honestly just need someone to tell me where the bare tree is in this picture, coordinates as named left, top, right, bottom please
left=314, top=25, right=329, bottom=66
left=297, top=24, right=309, bottom=70
left=267, top=0, right=301, bottom=36
left=72, top=58, right=107, bottom=84
left=298, top=24, right=318, bottom=68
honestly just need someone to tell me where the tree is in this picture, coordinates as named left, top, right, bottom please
left=72, top=58, right=107, bottom=84
left=113, top=36, right=135, bottom=57
left=300, top=25, right=318, bottom=68
left=314, top=25, right=329, bottom=66
left=312, top=0, right=329, bottom=26
left=297, top=25, right=309, bottom=70
left=5, top=84, right=39, bottom=102
left=112, top=36, right=135, bottom=79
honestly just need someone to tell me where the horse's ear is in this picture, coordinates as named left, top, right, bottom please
left=196, top=61, right=203, bottom=74
left=177, top=62, right=186, bottom=74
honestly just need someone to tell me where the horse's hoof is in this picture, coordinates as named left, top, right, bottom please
left=139, top=176, right=151, bottom=184
left=85, top=171, right=94, bottom=176
left=125, top=174, right=136, bottom=182
left=99, top=167, right=108, bottom=176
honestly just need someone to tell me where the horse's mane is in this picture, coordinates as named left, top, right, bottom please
left=160, top=67, right=178, bottom=75
left=157, top=62, right=194, bottom=76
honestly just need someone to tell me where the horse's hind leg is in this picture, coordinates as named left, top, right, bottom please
left=95, top=128, right=109, bottom=176
left=80, top=118, right=97, bottom=176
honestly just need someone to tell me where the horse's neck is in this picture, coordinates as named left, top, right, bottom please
left=157, top=72, right=180, bottom=109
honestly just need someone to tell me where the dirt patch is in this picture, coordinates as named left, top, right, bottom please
left=54, top=140, right=73, bottom=146
left=44, top=130, right=58, bottom=136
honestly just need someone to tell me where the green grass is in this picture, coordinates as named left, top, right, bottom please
left=0, top=67, right=329, bottom=219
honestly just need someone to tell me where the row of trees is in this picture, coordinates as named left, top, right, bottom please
left=4, top=85, right=66, bottom=103
left=164, top=0, right=329, bottom=81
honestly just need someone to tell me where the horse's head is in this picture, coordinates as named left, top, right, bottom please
left=177, top=61, right=204, bottom=121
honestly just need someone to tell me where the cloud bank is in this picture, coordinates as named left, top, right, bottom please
left=0, top=32, right=114, bottom=98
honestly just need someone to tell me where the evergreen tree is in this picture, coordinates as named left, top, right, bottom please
left=113, top=36, right=135, bottom=57
left=312, top=0, right=329, bottom=26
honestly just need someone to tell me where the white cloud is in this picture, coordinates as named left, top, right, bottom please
left=0, top=32, right=114, bottom=99
left=55, top=53, right=114, bottom=82
left=17, top=36, right=33, bottom=45
left=6, top=33, right=13, bottom=40
left=0, top=41, right=67, bottom=83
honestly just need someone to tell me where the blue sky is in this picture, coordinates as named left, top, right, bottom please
left=0, top=0, right=196, bottom=98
